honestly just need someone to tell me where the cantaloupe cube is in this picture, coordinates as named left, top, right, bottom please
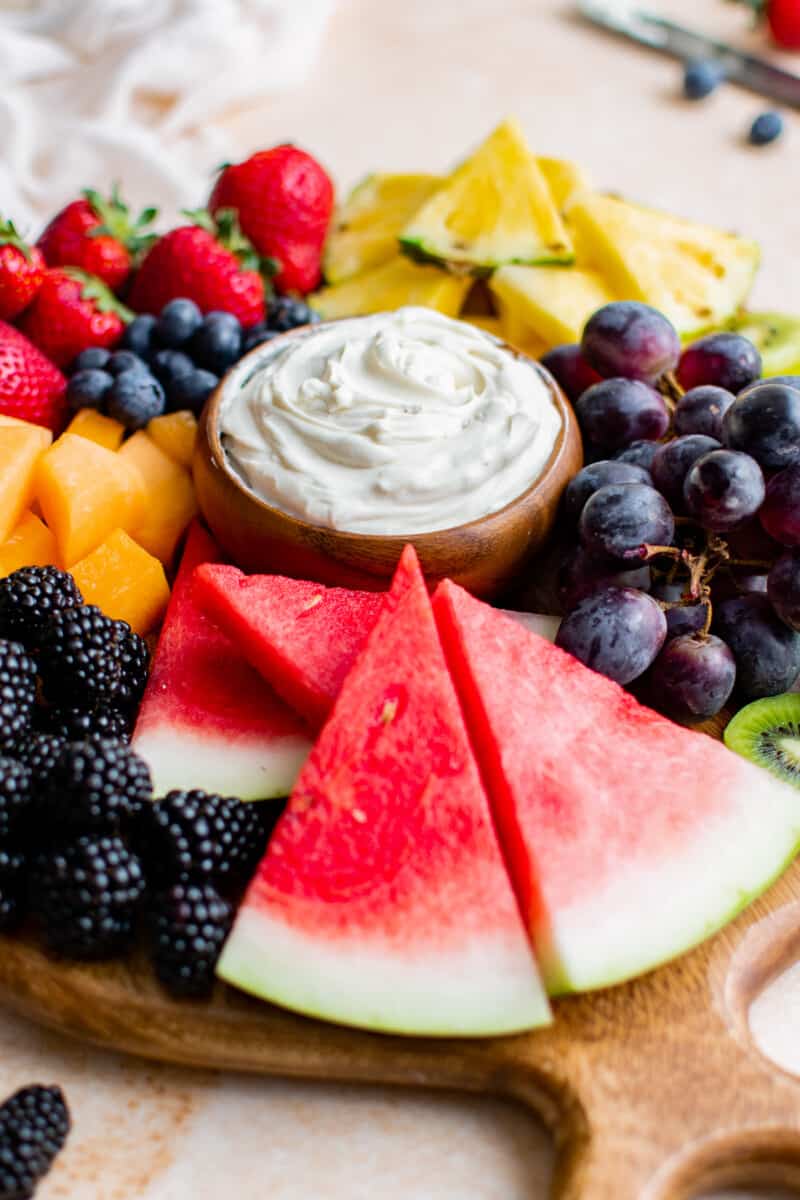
left=0, top=424, right=53, bottom=543
left=117, top=432, right=197, bottom=566
left=37, top=433, right=143, bottom=567
left=147, top=411, right=197, bottom=469
left=0, top=510, right=59, bottom=578
left=71, top=528, right=170, bottom=635
left=67, top=409, right=125, bottom=451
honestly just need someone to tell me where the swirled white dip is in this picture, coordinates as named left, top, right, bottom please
left=219, top=307, right=562, bottom=535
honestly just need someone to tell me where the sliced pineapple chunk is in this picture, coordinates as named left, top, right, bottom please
left=567, top=193, right=760, bottom=335
left=490, top=264, right=618, bottom=347
left=537, top=157, right=592, bottom=211
left=311, top=256, right=470, bottom=320
left=400, top=119, right=574, bottom=274
left=490, top=295, right=548, bottom=358
left=323, top=173, right=442, bottom=284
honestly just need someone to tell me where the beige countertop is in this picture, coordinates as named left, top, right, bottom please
left=4, top=1, right=800, bottom=1196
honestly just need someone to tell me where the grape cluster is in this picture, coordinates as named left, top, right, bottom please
left=542, top=302, right=800, bottom=723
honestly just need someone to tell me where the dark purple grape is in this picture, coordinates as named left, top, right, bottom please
left=555, top=586, right=667, bottom=684
left=759, top=465, right=800, bottom=546
left=767, top=550, right=800, bottom=631
left=575, top=379, right=670, bottom=450
left=651, top=435, right=720, bottom=508
left=581, top=302, right=680, bottom=383
left=557, top=546, right=651, bottom=611
left=648, top=633, right=736, bottom=720
left=651, top=578, right=709, bottom=638
left=673, top=386, right=735, bottom=440
left=741, top=374, right=800, bottom=395
left=676, top=332, right=762, bottom=393
left=722, top=382, right=800, bottom=472
left=562, top=460, right=651, bottom=523
left=613, top=440, right=659, bottom=473
left=579, top=483, right=674, bottom=563
left=683, top=449, right=765, bottom=531
left=714, top=594, right=800, bottom=699
left=539, top=344, right=602, bottom=402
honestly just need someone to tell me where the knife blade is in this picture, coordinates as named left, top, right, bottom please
left=578, top=0, right=800, bottom=109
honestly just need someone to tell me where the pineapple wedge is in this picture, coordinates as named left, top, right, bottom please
left=400, top=119, right=574, bottom=274
left=311, top=256, right=470, bottom=320
left=567, top=193, right=760, bottom=335
left=490, top=264, right=617, bottom=347
left=537, top=157, right=592, bottom=211
left=323, top=173, right=442, bottom=284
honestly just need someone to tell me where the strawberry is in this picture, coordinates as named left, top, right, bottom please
left=37, top=188, right=157, bottom=293
left=128, top=211, right=266, bottom=328
left=767, top=0, right=800, bottom=46
left=0, top=320, right=68, bottom=431
left=19, top=269, right=131, bottom=368
left=209, top=145, right=334, bottom=295
left=0, top=221, right=45, bottom=321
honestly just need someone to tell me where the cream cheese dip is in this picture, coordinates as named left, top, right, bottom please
left=219, top=306, right=562, bottom=535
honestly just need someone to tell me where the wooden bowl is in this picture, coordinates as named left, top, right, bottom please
left=193, top=322, right=583, bottom=597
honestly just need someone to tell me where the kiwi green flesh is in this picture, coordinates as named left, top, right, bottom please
left=724, top=694, right=800, bottom=787
left=727, top=312, right=800, bottom=377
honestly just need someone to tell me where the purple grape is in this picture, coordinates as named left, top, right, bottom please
left=683, top=449, right=765, bottom=531
left=676, top=332, right=762, bottom=393
left=539, top=344, right=602, bottom=402
left=714, top=594, right=800, bottom=699
left=579, top=483, right=675, bottom=563
left=759, top=465, right=800, bottom=546
left=613, top=440, right=659, bottom=473
left=741, top=374, right=800, bottom=395
left=651, top=580, right=709, bottom=639
left=557, top=545, right=651, bottom=610
left=673, top=386, right=735, bottom=440
left=581, top=302, right=680, bottom=383
left=722, top=382, right=800, bottom=472
left=556, top=586, right=667, bottom=684
left=651, top=435, right=721, bottom=509
left=767, top=550, right=800, bottom=631
left=648, top=633, right=736, bottom=720
left=562, top=460, right=651, bottom=523
left=575, top=379, right=670, bottom=450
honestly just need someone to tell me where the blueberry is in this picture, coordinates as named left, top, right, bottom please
left=683, top=59, right=722, bottom=100
left=121, top=314, right=157, bottom=358
left=242, top=326, right=279, bottom=355
left=191, top=311, right=242, bottom=374
left=267, top=297, right=319, bottom=333
left=151, top=349, right=195, bottom=391
left=71, top=347, right=111, bottom=373
left=749, top=111, right=784, bottom=146
left=107, top=350, right=150, bottom=377
left=66, top=368, right=114, bottom=412
left=155, top=298, right=203, bottom=349
left=106, top=372, right=166, bottom=429
left=170, top=369, right=219, bottom=415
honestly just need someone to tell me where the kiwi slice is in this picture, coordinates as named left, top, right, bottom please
left=724, top=693, right=800, bottom=788
left=727, top=311, right=800, bottom=377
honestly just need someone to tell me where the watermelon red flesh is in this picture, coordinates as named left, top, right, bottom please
left=132, top=523, right=311, bottom=798
left=433, top=579, right=800, bottom=994
left=194, top=564, right=384, bottom=729
left=217, top=546, right=550, bottom=1036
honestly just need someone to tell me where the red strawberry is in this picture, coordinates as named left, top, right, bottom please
left=0, top=320, right=67, bottom=431
left=209, top=145, right=334, bottom=295
left=128, top=212, right=266, bottom=328
left=767, top=0, right=800, bottom=46
left=0, top=221, right=45, bottom=321
left=19, top=269, right=130, bottom=368
left=37, top=188, right=157, bottom=293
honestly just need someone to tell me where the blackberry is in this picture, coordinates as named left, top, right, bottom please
left=0, top=1084, right=70, bottom=1199
left=149, top=882, right=233, bottom=999
left=0, top=758, right=31, bottom=841
left=0, top=641, right=36, bottom=755
left=41, top=738, right=152, bottom=835
left=44, top=705, right=131, bottom=743
left=267, top=296, right=319, bottom=333
left=38, top=605, right=122, bottom=708
left=116, top=627, right=150, bottom=712
left=0, top=567, right=83, bottom=649
left=0, top=847, right=26, bottom=931
left=134, top=789, right=267, bottom=888
left=15, top=733, right=67, bottom=793
left=31, top=835, right=146, bottom=959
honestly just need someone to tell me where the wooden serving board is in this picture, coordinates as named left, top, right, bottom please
left=3, top=720, right=800, bottom=1198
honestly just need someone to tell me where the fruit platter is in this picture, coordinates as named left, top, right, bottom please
left=2, top=119, right=800, bottom=1198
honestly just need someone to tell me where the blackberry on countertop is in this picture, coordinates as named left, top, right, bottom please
left=0, top=1084, right=70, bottom=1199
left=134, top=789, right=268, bottom=888
left=41, top=737, right=152, bottom=835
left=31, top=834, right=146, bottom=960
left=0, top=642, right=36, bottom=755
left=37, top=605, right=123, bottom=709
left=0, top=846, right=26, bottom=931
left=43, top=705, right=131, bottom=743
left=0, top=568, right=83, bottom=650
left=0, top=758, right=31, bottom=841
left=149, top=882, right=233, bottom=999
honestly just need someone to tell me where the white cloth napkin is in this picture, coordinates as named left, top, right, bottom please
left=0, top=0, right=337, bottom=234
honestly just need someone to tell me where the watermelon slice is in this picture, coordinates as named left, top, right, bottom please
left=132, top=523, right=312, bottom=798
left=217, top=547, right=550, bottom=1036
left=433, top=579, right=800, bottom=994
